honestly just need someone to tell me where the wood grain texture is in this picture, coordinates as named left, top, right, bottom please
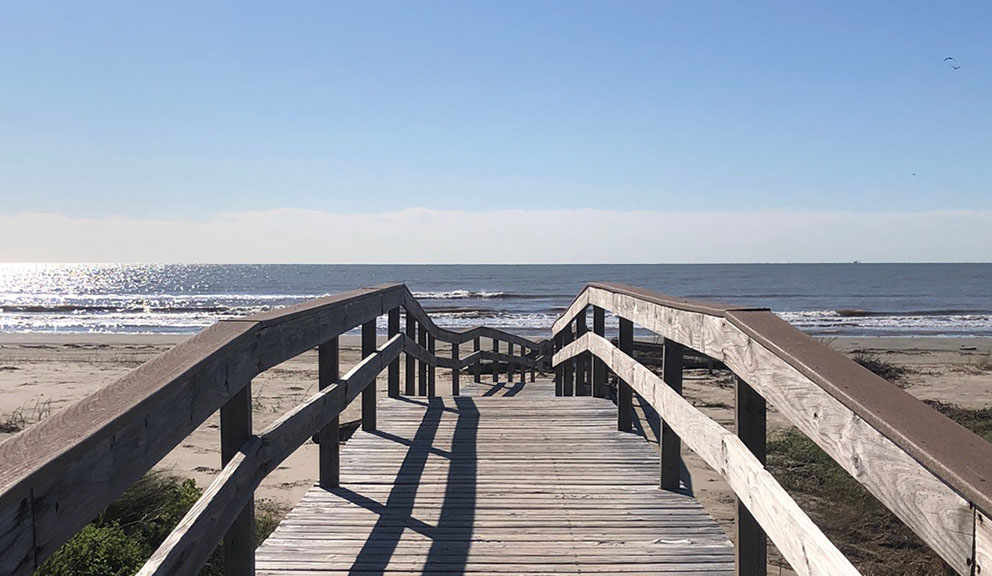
left=557, top=332, right=862, bottom=576
left=138, top=335, right=404, bottom=576
left=975, top=511, right=991, bottom=576
left=0, top=321, right=258, bottom=576
left=255, top=388, right=734, bottom=575
left=572, top=284, right=977, bottom=575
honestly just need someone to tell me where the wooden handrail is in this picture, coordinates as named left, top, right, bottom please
left=555, top=332, right=860, bottom=576
left=552, top=282, right=992, bottom=576
left=0, top=284, right=545, bottom=576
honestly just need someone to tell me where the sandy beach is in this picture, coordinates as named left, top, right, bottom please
left=2, top=332, right=991, bottom=570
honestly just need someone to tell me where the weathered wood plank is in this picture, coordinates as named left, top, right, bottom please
left=0, top=321, right=259, bottom=576
left=557, top=332, right=861, bottom=576
left=220, top=380, right=254, bottom=576
left=138, top=335, right=404, bottom=576
left=580, top=284, right=976, bottom=575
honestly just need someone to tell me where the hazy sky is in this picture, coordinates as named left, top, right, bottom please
left=1, top=2, right=990, bottom=262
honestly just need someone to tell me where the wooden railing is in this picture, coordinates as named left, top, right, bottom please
left=0, top=283, right=549, bottom=576
left=552, top=282, right=992, bottom=576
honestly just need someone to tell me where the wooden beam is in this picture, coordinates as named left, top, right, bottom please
left=220, top=380, right=254, bottom=576
left=318, top=338, right=339, bottom=489
left=451, top=341, right=460, bottom=396
left=576, top=309, right=588, bottom=395
left=361, top=320, right=376, bottom=431
left=617, top=318, right=633, bottom=431
left=592, top=306, right=606, bottom=397
left=427, top=334, right=436, bottom=397
left=555, top=332, right=862, bottom=576
left=554, top=333, right=563, bottom=396
left=492, top=338, right=499, bottom=383
left=387, top=308, right=400, bottom=398
left=418, top=323, right=428, bottom=396
left=404, top=310, right=415, bottom=396
left=507, top=342, right=515, bottom=384
left=473, top=337, right=481, bottom=383
left=736, top=376, right=767, bottom=576
left=661, top=339, right=683, bottom=492
left=562, top=326, right=574, bottom=396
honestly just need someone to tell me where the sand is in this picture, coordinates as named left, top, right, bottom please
left=2, top=332, right=991, bottom=571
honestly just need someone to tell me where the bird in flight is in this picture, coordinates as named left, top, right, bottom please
left=944, top=56, right=956, bottom=62
left=944, top=56, right=961, bottom=70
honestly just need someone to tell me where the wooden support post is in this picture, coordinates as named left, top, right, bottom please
left=507, top=342, right=515, bottom=384
left=473, top=337, right=481, bottom=383
left=428, top=334, right=436, bottom=397
left=318, top=338, right=340, bottom=489
left=387, top=308, right=400, bottom=398
left=520, top=349, right=526, bottom=384
left=660, top=338, right=684, bottom=491
left=418, top=323, right=428, bottom=396
left=530, top=346, right=536, bottom=382
left=220, top=380, right=254, bottom=576
left=576, top=309, right=588, bottom=395
left=592, top=306, right=606, bottom=397
left=361, top=320, right=377, bottom=431
left=617, top=318, right=633, bottom=431
left=405, top=311, right=416, bottom=395
left=452, top=340, right=460, bottom=396
left=492, top=338, right=499, bottom=382
left=554, top=333, right=563, bottom=396
left=736, top=376, right=768, bottom=576
left=562, top=326, right=574, bottom=396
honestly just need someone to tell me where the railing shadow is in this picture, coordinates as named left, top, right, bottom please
left=336, top=397, right=478, bottom=575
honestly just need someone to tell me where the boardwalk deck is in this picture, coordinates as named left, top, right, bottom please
left=255, top=378, right=733, bottom=575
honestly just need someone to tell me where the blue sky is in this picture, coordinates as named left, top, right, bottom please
left=1, top=2, right=990, bottom=261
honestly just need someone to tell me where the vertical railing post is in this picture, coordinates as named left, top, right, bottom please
left=562, top=324, right=574, bottom=396
left=554, top=333, right=563, bottom=396
left=592, top=306, right=606, bottom=398
left=617, top=318, right=633, bottom=431
left=576, top=308, right=588, bottom=395
left=530, top=344, right=536, bottom=382
left=736, top=376, right=768, bottom=576
left=519, top=347, right=527, bottom=384
left=507, top=342, right=515, bottom=384
left=361, top=320, right=377, bottom=431
left=452, top=339, right=460, bottom=396
left=428, top=334, right=436, bottom=397
left=387, top=308, right=400, bottom=398
left=660, top=338, right=683, bottom=491
left=473, top=337, right=481, bottom=383
left=492, top=338, right=499, bottom=382
left=418, top=323, right=428, bottom=396
left=318, top=338, right=340, bottom=489
left=405, top=311, right=416, bottom=395
left=220, top=380, right=254, bottom=576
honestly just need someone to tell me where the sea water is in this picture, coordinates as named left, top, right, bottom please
left=0, top=263, right=989, bottom=337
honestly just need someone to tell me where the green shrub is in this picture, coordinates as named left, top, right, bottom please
left=35, top=472, right=284, bottom=576
left=37, top=523, right=144, bottom=576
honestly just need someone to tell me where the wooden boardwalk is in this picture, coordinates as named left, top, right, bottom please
left=255, top=378, right=733, bottom=575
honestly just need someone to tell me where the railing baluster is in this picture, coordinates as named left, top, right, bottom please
left=519, top=347, right=526, bottom=384
left=576, top=308, right=588, bottom=395
left=361, top=320, right=377, bottom=431
left=507, top=342, right=515, bottom=384
left=318, top=338, right=340, bottom=489
left=418, top=323, right=428, bottom=396
left=660, top=338, right=683, bottom=491
left=563, top=325, right=574, bottom=396
left=452, top=340, right=460, bottom=396
left=387, top=308, right=400, bottom=398
left=473, top=337, right=481, bottom=383
left=492, top=338, right=499, bottom=382
left=405, top=311, right=416, bottom=395
left=592, top=306, right=606, bottom=397
left=736, top=376, right=768, bottom=576
left=428, top=334, right=436, bottom=397
left=617, top=318, right=633, bottom=431
left=554, top=333, right=563, bottom=396
left=220, top=379, right=254, bottom=576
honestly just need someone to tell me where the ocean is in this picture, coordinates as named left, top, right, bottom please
left=0, top=263, right=989, bottom=338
